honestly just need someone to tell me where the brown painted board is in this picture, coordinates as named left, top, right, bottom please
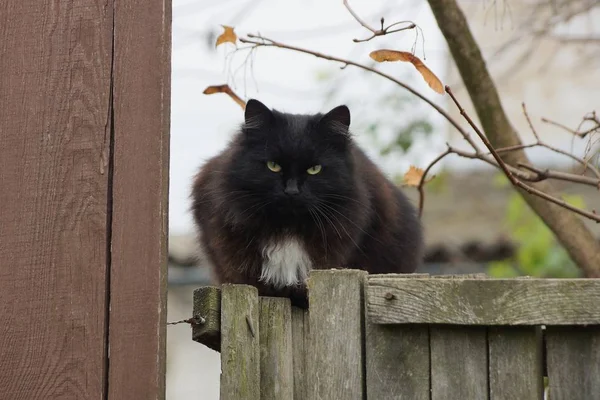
left=107, top=0, right=171, bottom=398
left=259, top=297, right=294, bottom=399
left=192, top=286, right=222, bottom=352
left=488, top=327, right=544, bottom=400
left=307, top=269, right=366, bottom=400
left=368, top=278, right=600, bottom=325
left=430, top=326, right=489, bottom=400
left=220, top=285, right=261, bottom=400
left=291, top=307, right=309, bottom=400
left=0, top=1, right=113, bottom=398
left=365, top=274, right=430, bottom=400
left=546, top=326, right=600, bottom=400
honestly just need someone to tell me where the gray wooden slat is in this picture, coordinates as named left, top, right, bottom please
left=488, top=327, right=543, bottom=400
left=259, top=297, right=294, bottom=400
left=307, top=269, right=366, bottom=400
left=192, top=286, right=221, bottom=352
left=365, top=324, right=430, bottom=399
left=365, top=273, right=430, bottom=400
left=220, top=284, right=260, bottom=400
left=430, top=326, right=489, bottom=400
left=368, top=277, right=600, bottom=325
left=546, top=326, right=600, bottom=400
left=291, top=307, right=309, bottom=400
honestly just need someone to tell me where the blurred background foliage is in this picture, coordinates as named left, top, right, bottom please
left=487, top=173, right=583, bottom=278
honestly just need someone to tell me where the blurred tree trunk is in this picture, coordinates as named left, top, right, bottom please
left=427, top=0, right=600, bottom=277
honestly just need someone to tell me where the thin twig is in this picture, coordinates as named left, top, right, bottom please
left=517, top=163, right=600, bottom=188
left=342, top=0, right=416, bottom=42
left=417, top=148, right=452, bottom=217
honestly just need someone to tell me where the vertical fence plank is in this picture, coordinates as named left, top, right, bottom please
left=108, top=0, right=171, bottom=398
left=192, top=287, right=221, bottom=352
left=0, top=1, right=112, bottom=398
left=220, top=284, right=260, bottom=400
left=292, top=307, right=309, bottom=400
left=365, top=274, right=430, bottom=400
left=546, top=326, right=600, bottom=400
left=488, top=327, right=543, bottom=400
left=366, top=324, right=430, bottom=399
left=259, top=297, right=294, bottom=399
left=307, top=269, right=366, bottom=400
left=430, top=274, right=489, bottom=400
left=430, top=326, right=489, bottom=400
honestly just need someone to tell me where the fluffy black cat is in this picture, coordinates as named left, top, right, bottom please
left=191, top=99, right=423, bottom=308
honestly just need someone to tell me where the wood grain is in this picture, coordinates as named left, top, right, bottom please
left=307, top=269, right=366, bottom=400
left=107, top=0, right=171, bottom=398
left=220, top=285, right=260, bottom=400
left=192, top=286, right=221, bottom=352
left=488, top=327, right=543, bottom=400
left=259, top=297, right=294, bottom=400
left=365, top=273, right=430, bottom=400
left=430, top=326, right=489, bottom=400
left=291, top=307, right=309, bottom=400
left=365, top=324, right=430, bottom=399
left=546, top=326, right=600, bottom=400
left=368, top=278, right=600, bottom=325
left=0, top=0, right=113, bottom=398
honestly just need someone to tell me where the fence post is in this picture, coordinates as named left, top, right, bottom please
left=307, top=269, right=366, bottom=400
left=259, top=297, right=294, bottom=399
left=220, top=284, right=260, bottom=400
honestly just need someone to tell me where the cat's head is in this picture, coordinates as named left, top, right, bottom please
left=224, top=99, right=359, bottom=224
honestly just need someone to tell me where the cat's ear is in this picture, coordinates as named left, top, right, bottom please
left=319, top=105, right=351, bottom=134
left=244, top=99, right=273, bottom=130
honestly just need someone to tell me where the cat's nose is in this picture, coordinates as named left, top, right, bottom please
left=284, top=179, right=300, bottom=195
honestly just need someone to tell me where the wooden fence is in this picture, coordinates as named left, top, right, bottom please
left=193, top=270, right=600, bottom=400
left=1, top=0, right=170, bottom=398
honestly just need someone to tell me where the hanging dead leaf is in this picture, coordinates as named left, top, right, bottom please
left=215, top=25, right=237, bottom=47
left=203, top=84, right=246, bottom=110
left=369, top=49, right=444, bottom=95
left=402, top=165, right=435, bottom=187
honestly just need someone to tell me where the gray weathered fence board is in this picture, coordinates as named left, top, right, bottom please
left=220, top=285, right=260, bottom=400
left=368, top=278, right=600, bottom=325
left=546, top=326, right=600, bottom=400
left=192, top=286, right=221, bottom=352
left=365, top=273, right=430, bottom=400
left=291, top=307, right=309, bottom=400
left=488, top=327, right=543, bottom=400
left=259, top=297, right=294, bottom=400
left=307, top=269, right=366, bottom=400
left=366, top=324, right=430, bottom=400
left=430, top=326, right=489, bottom=400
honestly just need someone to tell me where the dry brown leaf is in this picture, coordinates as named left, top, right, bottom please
left=403, top=165, right=435, bottom=187
left=215, top=25, right=237, bottom=47
left=203, top=84, right=246, bottom=110
left=369, top=49, right=444, bottom=95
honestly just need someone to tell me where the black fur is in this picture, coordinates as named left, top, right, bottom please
left=191, top=99, right=423, bottom=308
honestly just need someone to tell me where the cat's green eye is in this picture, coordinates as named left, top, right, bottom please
left=267, top=161, right=282, bottom=172
left=307, top=165, right=322, bottom=175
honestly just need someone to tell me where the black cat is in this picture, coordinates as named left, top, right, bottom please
left=191, top=99, right=423, bottom=308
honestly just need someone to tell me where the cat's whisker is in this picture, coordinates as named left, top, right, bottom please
left=308, top=206, right=328, bottom=257
left=317, top=201, right=378, bottom=251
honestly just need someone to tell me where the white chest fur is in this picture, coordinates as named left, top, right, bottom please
left=260, top=237, right=312, bottom=288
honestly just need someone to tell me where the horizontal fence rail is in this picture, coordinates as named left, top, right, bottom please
left=192, top=270, right=600, bottom=400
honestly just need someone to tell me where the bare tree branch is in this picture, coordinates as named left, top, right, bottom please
left=427, top=0, right=600, bottom=277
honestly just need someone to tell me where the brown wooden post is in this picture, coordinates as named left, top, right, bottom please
left=107, top=0, right=171, bottom=398
left=0, top=0, right=170, bottom=398
left=0, top=1, right=113, bottom=398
